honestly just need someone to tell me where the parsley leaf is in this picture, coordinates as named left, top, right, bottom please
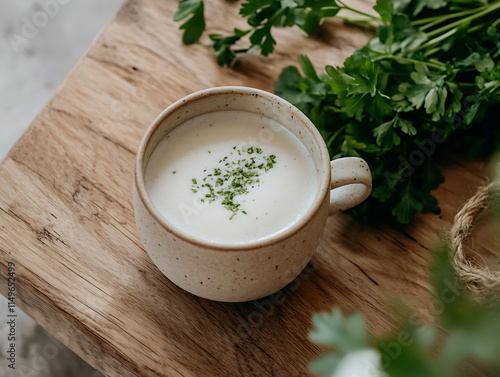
left=373, top=0, right=393, bottom=23
left=174, top=0, right=205, bottom=45
left=209, top=29, right=251, bottom=67
left=392, top=182, right=424, bottom=224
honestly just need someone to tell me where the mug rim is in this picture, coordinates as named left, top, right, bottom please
left=134, top=86, right=331, bottom=251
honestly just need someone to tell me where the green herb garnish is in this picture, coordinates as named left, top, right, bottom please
left=191, top=146, right=277, bottom=218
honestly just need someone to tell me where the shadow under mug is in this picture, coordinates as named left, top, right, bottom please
left=133, top=86, right=372, bottom=302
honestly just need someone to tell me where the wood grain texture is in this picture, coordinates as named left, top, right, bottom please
left=0, top=0, right=494, bottom=376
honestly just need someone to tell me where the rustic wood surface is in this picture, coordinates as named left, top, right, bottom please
left=0, top=0, right=495, bottom=376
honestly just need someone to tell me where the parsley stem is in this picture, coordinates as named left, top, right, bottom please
left=326, top=125, right=347, bottom=149
left=425, top=1, right=500, bottom=39
left=418, top=28, right=458, bottom=51
left=338, top=16, right=378, bottom=31
left=468, top=23, right=487, bottom=33
left=487, top=81, right=500, bottom=94
left=371, top=54, right=444, bottom=69
left=337, top=1, right=379, bottom=21
left=412, top=4, right=489, bottom=30
left=428, top=59, right=444, bottom=67
left=457, top=82, right=476, bottom=87
left=423, top=47, right=441, bottom=58
left=492, top=17, right=500, bottom=29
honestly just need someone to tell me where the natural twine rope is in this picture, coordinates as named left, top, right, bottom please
left=450, top=182, right=500, bottom=304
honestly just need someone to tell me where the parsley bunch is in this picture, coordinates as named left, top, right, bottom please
left=175, top=0, right=500, bottom=223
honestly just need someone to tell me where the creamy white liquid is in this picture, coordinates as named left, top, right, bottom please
left=145, top=111, right=319, bottom=245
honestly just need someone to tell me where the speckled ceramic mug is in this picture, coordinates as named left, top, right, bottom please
left=133, top=87, right=372, bottom=302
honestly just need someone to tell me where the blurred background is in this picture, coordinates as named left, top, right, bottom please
left=1, top=1, right=122, bottom=375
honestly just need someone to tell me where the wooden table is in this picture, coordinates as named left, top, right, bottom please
left=0, top=0, right=492, bottom=376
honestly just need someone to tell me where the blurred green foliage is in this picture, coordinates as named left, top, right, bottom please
left=309, top=243, right=500, bottom=377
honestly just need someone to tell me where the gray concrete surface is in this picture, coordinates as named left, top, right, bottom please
left=1, top=1, right=123, bottom=375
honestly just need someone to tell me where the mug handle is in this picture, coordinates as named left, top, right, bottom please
left=329, top=157, right=372, bottom=215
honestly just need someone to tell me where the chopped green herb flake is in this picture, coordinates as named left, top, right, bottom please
left=189, top=146, right=277, bottom=218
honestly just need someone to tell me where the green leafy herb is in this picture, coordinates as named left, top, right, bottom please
left=191, top=146, right=277, bottom=218
left=176, top=0, right=500, bottom=223
left=173, top=0, right=205, bottom=45
left=176, top=0, right=375, bottom=66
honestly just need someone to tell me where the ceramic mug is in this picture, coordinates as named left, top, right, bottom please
left=133, top=86, right=372, bottom=302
